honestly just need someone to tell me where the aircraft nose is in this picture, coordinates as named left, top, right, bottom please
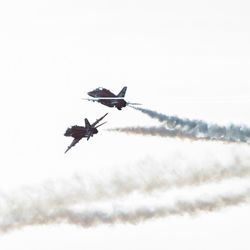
left=88, top=91, right=95, bottom=97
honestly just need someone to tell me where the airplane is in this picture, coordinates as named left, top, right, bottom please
left=83, top=86, right=141, bottom=110
left=64, top=113, right=108, bottom=153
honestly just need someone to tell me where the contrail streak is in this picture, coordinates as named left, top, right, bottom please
left=130, top=106, right=250, bottom=143
left=1, top=156, right=250, bottom=212
left=0, top=155, right=250, bottom=234
left=107, top=126, right=244, bottom=144
left=1, top=187, right=249, bottom=233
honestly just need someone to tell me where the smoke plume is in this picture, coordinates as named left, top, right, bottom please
left=107, top=126, right=244, bottom=144
left=1, top=156, right=250, bottom=215
left=1, top=187, right=249, bottom=233
left=0, top=155, right=250, bottom=234
left=130, top=106, right=250, bottom=143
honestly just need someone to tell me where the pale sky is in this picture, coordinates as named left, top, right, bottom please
left=0, top=0, right=250, bottom=249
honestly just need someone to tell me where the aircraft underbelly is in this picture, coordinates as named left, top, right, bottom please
left=69, top=127, right=87, bottom=138
left=99, top=100, right=115, bottom=107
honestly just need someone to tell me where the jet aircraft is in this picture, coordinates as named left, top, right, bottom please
left=64, top=113, right=108, bottom=153
left=83, top=86, right=140, bottom=110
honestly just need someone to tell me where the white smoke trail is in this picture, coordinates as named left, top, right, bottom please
left=1, top=155, right=250, bottom=214
left=1, top=187, right=249, bottom=233
left=130, top=106, right=250, bottom=143
left=0, top=155, right=250, bottom=234
left=107, top=126, right=244, bottom=144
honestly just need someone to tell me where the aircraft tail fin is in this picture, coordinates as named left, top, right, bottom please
left=85, top=118, right=91, bottom=129
left=117, top=86, right=127, bottom=97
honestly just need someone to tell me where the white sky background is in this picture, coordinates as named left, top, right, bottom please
left=0, top=0, right=250, bottom=249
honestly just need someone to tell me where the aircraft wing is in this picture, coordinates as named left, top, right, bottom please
left=95, top=121, right=107, bottom=129
left=82, top=98, right=99, bottom=102
left=91, top=113, right=108, bottom=127
left=82, top=98, right=141, bottom=105
left=82, top=97, right=125, bottom=100
left=65, top=138, right=81, bottom=153
left=127, top=102, right=142, bottom=106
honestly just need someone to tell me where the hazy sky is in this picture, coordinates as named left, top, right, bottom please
left=0, top=0, right=250, bottom=249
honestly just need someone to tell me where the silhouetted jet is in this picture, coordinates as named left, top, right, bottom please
left=64, top=113, right=108, bottom=153
left=83, top=86, right=140, bottom=110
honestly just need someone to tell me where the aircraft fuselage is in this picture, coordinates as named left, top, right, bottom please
left=64, top=126, right=98, bottom=139
left=88, top=87, right=127, bottom=110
